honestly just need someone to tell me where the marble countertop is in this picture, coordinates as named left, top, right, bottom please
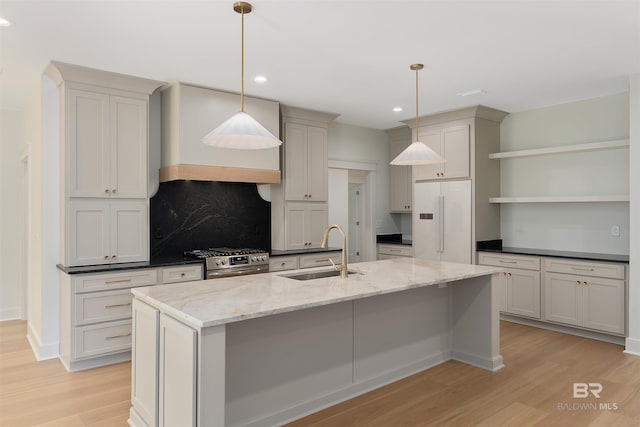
left=270, top=247, right=342, bottom=257
left=132, top=258, right=501, bottom=329
left=57, top=256, right=205, bottom=275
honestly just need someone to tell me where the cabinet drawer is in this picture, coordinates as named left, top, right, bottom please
left=73, top=319, right=132, bottom=359
left=74, top=289, right=133, bottom=326
left=269, top=256, right=299, bottom=272
left=299, top=252, right=342, bottom=268
left=478, top=253, right=540, bottom=271
left=73, top=269, right=158, bottom=293
left=378, top=244, right=413, bottom=258
left=161, top=264, right=203, bottom=284
left=543, top=258, right=625, bottom=280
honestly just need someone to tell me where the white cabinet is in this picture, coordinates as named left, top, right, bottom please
left=67, top=200, right=148, bottom=266
left=414, top=124, right=470, bottom=181
left=377, top=244, right=413, bottom=260
left=285, top=202, right=328, bottom=250
left=269, top=251, right=342, bottom=272
left=387, top=127, right=413, bottom=212
left=478, top=253, right=541, bottom=319
left=284, top=122, right=328, bottom=201
left=68, top=88, right=148, bottom=198
left=59, top=264, right=202, bottom=372
left=413, top=180, right=472, bottom=264
left=544, top=259, right=625, bottom=335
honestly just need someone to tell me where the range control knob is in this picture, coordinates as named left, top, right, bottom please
left=216, top=259, right=225, bottom=266
left=252, top=256, right=258, bottom=262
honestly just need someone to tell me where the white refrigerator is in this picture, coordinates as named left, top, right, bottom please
left=413, top=180, right=472, bottom=264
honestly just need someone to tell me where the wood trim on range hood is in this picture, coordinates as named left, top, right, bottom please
left=159, top=164, right=281, bottom=184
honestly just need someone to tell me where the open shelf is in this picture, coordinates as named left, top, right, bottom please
left=489, top=195, right=630, bottom=204
left=489, top=139, right=629, bottom=160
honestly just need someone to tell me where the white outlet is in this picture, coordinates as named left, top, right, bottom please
left=611, top=225, right=620, bottom=237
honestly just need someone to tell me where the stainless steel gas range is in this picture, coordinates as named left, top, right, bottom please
left=184, top=247, right=269, bottom=279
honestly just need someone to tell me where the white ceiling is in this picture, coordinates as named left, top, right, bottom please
left=1, top=1, right=639, bottom=130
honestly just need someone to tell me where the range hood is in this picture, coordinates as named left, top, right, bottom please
left=159, top=83, right=281, bottom=184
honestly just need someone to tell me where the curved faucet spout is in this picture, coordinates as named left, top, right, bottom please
left=321, top=224, right=348, bottom=278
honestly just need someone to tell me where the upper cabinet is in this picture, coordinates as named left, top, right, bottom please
left=386, top=127, right=412, bottom=212
left=45, top=61, right=164, bottom=267
left=284, top=121, right=328, bottom=201
left=413, top=124, right=470, bottom=181
left=69, top=89, right=148, bottom=198
left=159, top=83, right=281, bottom=184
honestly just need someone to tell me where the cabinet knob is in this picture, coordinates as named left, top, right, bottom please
left=576, top=280, right=581, bottom=285
left=104, top=189, right=109, bottom=193
left=583, top=281, right=588, bottom=286
left=104, top=255, right=109, bottom=260
left=181, top=273, right=186, bottom=277
left=507, top=272, right=512, bottom=277
left=281, top=262, right=286, bottom=267
left=112, top=255, right=117, bottom=259
left=112, top=189, right=117, bottom=194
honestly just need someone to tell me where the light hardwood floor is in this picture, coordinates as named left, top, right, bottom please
left=1, top=320, right=639, bottom=426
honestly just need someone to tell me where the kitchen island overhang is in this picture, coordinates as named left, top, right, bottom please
left=129, top=258, right=503, bottom=427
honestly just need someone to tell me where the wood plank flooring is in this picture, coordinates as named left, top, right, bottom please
left=1, top=319, right=639, bottom=426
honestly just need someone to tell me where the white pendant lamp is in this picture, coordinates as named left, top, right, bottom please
left=390, top=64, right=446, bottom=165
left=202, top=2, right=282, bottom=150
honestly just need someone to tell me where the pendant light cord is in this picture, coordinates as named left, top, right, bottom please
left=241, top=9, right=245, bottom=112
left=415, top=67, right=419, bottom=134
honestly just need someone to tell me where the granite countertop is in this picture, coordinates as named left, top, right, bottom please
left=476, top=240, right=628, bottom=263
left=270, top=247, right=343, bottom=257
left=57, top=255, right=205, bottom=275
left=131, top=258, right=501, bottom=329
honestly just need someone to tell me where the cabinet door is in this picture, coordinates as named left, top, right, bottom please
left=110, top=202, right=148, bottom=263
left=68, top=202, right=111, bottom=266
left=413, top=129, right=442, bottom=181
left=412, top=182, right=441, bottom=261
left=389, top=140, right=411, bottom=212
left=131, top=299, right=159, bottom=427
left=582, top=277, right=625, bottom=334
left=507, top=269, right=541, bottom=319
left=307, top=126, right=328, bottom=201
left=110, top=96, right=148, bottom=198
left=440, top=180, right=471, bottom=264
left=544, top=273, right=582, bottom=327
left=285, top=203, right=307, bottom=250
left=307, top=203, right=328, bottom=247
left=284, top=122, right=309, bottom=201
left=441, top=125, right=470, bottom=179
left=494, top=272, right=508, bottom=312
left=68, top=89, right=110, bottom=197
left=159, top=314, right=197, bottom=427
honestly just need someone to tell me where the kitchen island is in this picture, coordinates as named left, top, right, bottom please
left=129, top=258, right=502, bottom=427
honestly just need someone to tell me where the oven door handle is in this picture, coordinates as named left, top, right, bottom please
left=206, top=266, right=269, bottom=279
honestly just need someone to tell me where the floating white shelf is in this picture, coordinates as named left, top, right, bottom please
left=489, top=139, right=629, bottom=160
left=489, top=195, right=630, bottom=204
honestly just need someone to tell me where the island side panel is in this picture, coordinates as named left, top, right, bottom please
left=198, top=324, right=226, bottom=427
left=353, top=285, right=452, bottom=383
left=451, top=274, right=504, bottom=371
left=223, top=302, right=354, bottom=427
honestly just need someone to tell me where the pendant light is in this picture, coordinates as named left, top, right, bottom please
left=202, top=2, right=282, bottom=149
left=390, top=64, right=446, bottom=165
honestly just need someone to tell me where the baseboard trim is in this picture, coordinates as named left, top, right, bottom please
left=624, top=337, right=640, bottom=356
left=451, top=349, right=504, bottom=372
left=27, top=322, right=59, bottom=361
left=501, top=314, right=625, bottom=346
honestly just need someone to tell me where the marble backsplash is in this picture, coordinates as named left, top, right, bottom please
left=150, top=180, right=271, bottom=257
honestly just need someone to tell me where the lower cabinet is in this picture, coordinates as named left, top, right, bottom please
left=377, top=244, right=413, bottom=260
left=60, top=264, right=203, bottom=371
left=478, top=253, right=541, bottom=319
left=131, top=299, right=197, bottom=427
left=544, top=259, right=625, bottom=335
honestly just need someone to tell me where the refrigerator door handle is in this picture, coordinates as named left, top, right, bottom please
left=438, top=194, right=445, bottom=253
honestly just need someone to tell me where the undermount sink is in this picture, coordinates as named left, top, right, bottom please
left=280, top=269, right=361, bottom=281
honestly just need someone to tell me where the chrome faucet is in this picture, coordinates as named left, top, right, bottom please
left=321, top=224, right=348, bottom=278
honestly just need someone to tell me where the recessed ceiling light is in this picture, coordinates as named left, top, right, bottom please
left=392, top=107, right=403, bottom=112
left=457, top=89, right=486, bottom=97
left=254, top=75, right=268, bottom=83
left=0, top=17, right=13, bottom=27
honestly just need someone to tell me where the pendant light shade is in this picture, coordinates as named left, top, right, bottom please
left=390, top=64, right=446, bottom=165
left=202, top=2, right=282, bottom=150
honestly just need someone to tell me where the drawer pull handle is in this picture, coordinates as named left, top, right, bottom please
left=180, top=273, right=186, bottom=277
left=281, top=262, right=286, bottom=267
left=105, top=303, right=132, bottom=309
left=571, top=267, right=595, bottom=271
left=105, top=332, right=131, bottom=340
left=389, top=249, right=401, bottom=252
left=499, top=260, right=517, bottom=264
left=105, top=279, right=132, bottom=284
left=316, top=259, right=329, bottom=263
